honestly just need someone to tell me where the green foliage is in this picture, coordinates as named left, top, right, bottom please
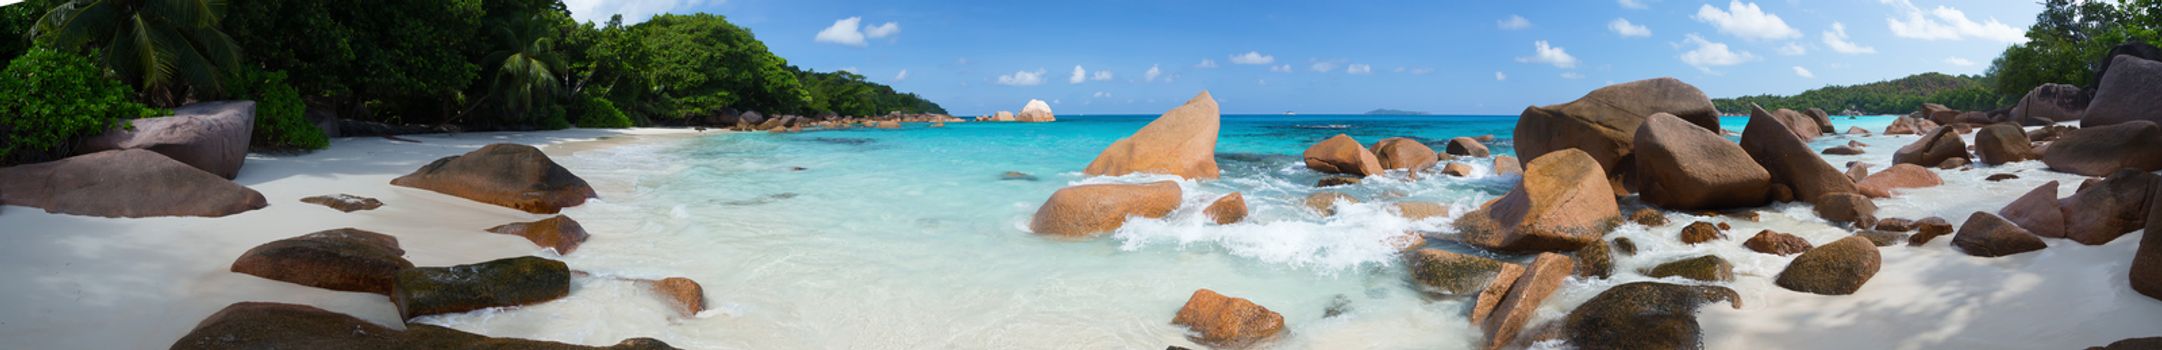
left=222, top=0, right=484, bottom=124
left=536, top=104, right=570, bottom=130
left=1713, top=73, right=1995, bottom=114
left=1986, top=0, right=2162, bottom=100
left=0, top=49, right=158, bottom=164
left=228, top=68, right=328, bottom=151
left=31, top=0, right=244, bottom=104
left=571, top=95, right=631, bottom=128
left=797, top=68, right=947, bottom=116
left=0, top=0, right=60, bottom=60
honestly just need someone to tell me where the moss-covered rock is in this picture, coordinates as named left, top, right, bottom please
left=392, top=256, right=571, bottom=319
left=1643, top=255, right=1734, bottom=282
left=1563, top=282, right=1742, bottom=350
left=1775, top=236, right=1880, bottom=295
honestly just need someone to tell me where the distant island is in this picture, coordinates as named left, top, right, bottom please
left=1365, top=109, right=1431, bottom=115
left=1712, top=72, right=1995, bottom=115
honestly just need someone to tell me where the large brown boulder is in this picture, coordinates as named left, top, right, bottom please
left=1756, top=106, right=1823, bottom=141
left=0, top=149, right=265, bottom=218
left=1999, top=182, right=2066, bottom=238
left=391, top=144, right=597, bottom=214
left=1304, top=134, right=1386, bottom=176
left=2083, top=55, right=2162, bottom=128
left=1171, top=289, right=1284, bottom=347
left=1030, top=181, right=1182, bottom=236
left=2042, top=121, right=2162, bottom=176
left=1775, top=236, right=1880, bottom=295
left=1446, top=137, right=1491, bottom=157
left=1514, top=78, right=1721, bottom=195
left=1856, top=164, right=1942, bottom=198
left=1632, top=113, right=1772, bottom=210
left=1892, top=127, right=1969, bottom=167
left=1372, top=137, right=1439, bottom=173
left=1407, top=249, right=1514, bottom=296
left=487, top=215, right=591, bottom=254
left=1953, top=212, right=2048, bottom=257
left=1884, top=116, right=1925, bottom=135
left=1920, top=103, right=1961, bottom=125
left=2060, top=169, right=2159, bottom=245
left=1741, top=107, right=1860, bottom=202
left=1561, top=282, right=1742, bottom=350
left=1456, top=149, right=1621, bottom=252
left=1813, top=193, right=1877, bottom=225
left=1083, top=91, right=1221, bottom=179
left=79, top=101, right=254, bottom=179
left=1482, top=253, right=1575, bottom=350
left=2012, top=83, right=2085, bottom=125
left=1806, top=108, right=1834, bottom=132
left=392, top=256, right=572, bottom=319
left=171, top=302, right=677, bottom=350
left=2136, top=188, right=2162, bottom=301
left=231, top=228, right=412, bottom=295
left=1204, top=192, right=1247, bottom=225
left=1974, top=124, right=2038, bottom=165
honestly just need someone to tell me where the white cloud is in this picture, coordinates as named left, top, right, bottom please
left=1822, top=22, right=1878, bottom=54
left=1092, top=70, right=1113, bottom=81
left=865, top=22, right=900, bottom=39
left=814, top=17, right=871, bottom=46
left=1694, top=1, right=1801, bottom=41
left=1196, top=59, right=1218, bottom=68
left=1945, top=57, right=1977, bottom=66
left=1680, top=33, right=1758, bottom=71
left=1610, top=18, right=1652, bottom=37
left=1793, top=66, right=1815, bottom=78
left=1409, top=67, right=1434, bottom=75
left=1092, top=91, right=1111, bottom=98
left=1498, top=15, right=1532, bottom=30
left=997, top=69, right=1046, bottom=86
left=1496, top=71, right=1508, bottom=81
left=1517, top=41, right=1579, bottom=69
left=1144, top=65, right=1163, bottom=82
left=1561, top=72, right=1585, bottom=79
left=1347, top=64, right=1373, bottom=75
left=894, top=69, right=909, bottom=81
left=1070, top=66, right=1087, bottom=84
left=1882, top=0, right=2026, bottom=43
left=1777, top=42, right=1807, bottom=56
left=561, top=0, right=708, bottom=24
left=1619, top=0, right=1648, bottom=9
left=1310, top=61, right=1339, bottom=73
left=1230, top=51, right=1276, bottom=65
left=1269, top=64, right=1293, bottom=73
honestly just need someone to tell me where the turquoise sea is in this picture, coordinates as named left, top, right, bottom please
left=420, top=114, right=1903, bottom=349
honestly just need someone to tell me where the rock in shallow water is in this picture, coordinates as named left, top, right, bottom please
left=171, top=302, right=677, bottom=350
left=1407, top=249, right=1513, bottom=296
left=1303, top=134, right=1385, bottom=177
left=1562, top=282, right=1741, bottom=350
left=390, top=143, right=598, bottom=214
left=1455, top=149, right=1619, bottom=253
left=1482, top=253, right=1575, bottom=350
left=2043, top=121, right=2162, bottom=176
left=1171, top=289, right=1284, bottom=348
left=231, top=228, right=412, bottom=295
left=2060, top=169, right=2159, bottom=245
left=1644, top=255, right=1734, bottom=282
left=1679, top=222, right=1724, bottom=245
left=1744, top=230, right=1812, bottom=256
left=1204, top=192, right=1247, bottom=225
left=1953, top=212, right=2048, bottom=257
left=1632, top=113, right=1771, bottom=210
left=1514, top=78, right=1721, bottom=196
left=487, top=215, right=592, bottom=254
left=1999, top=181, right=2066, bottom=238
left=1373, top=137, right=1439, bottom=174
left=1083, top=92, right=1221, bottom=179
left=1030, top=181, right=1182, bottom=237
left=392, top=256, right=571, bottom=319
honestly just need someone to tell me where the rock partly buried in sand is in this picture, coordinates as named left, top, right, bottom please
left=1644, top=255, right=1734, bottom=282
left=171, top=302, right=678, bottom=350
left=2013, top=83, right=2086, bottom=125
left=1446, top=137, right=1491, bottom=157
left=1857, top=164, right=1942, bottom=198
left=1373, top=137, right=1440, bottom=173
left=1083, top=91, right=1221, bottom=179
left=1813, top=193, right=1877, bottom=225
left=1303, top=134, right=1385, bottom=177
left=1742, top=109, right=1860, bottom=204
left=2084, top=55, right=2162, bottom=128
left=2043, top=121, right=2162, bottom=176
left=1633, top=113, right=1771, bottom=210
left=1394, top=202, right=1450, bottom=221
left=639, top=277, right=706, bottom=318
left=79, top=101, right=255, bottom=179
left=391, top=143, right=597, bottom=214
left=0, top=149, right=266, bottom=218
left=1775, top=236, right=1880, bottom=295
left=300, top=194, right=384, bottom=212
left=1408, top=249, right=1515, bottom=296
left=1562, top=282, right=1742, bottom=350
left=1974, top=124, right=2038, bottom=165
left=1030, top=181, right=1182, bottom=236
left=1482, top=253, right=1575, bottom=350
left=1205, top=192, right=1248, bottom=225
left=487, top=215, right=592, bottom=254
left=1515, top=78, right=1721, bottom=195
left=1745, top=230, right=1813, bottom=256
left=392, top=256, right=572, bottom=319
left=1680, top=222, right=1724, bottom=245
left=231, top=228, right=412, bottom=295
left=2138, top=189, right=2162, bottom=302
left=1305, top=192, right=1358, bottom=216
left=1171, top=289, right=1284, bottom=348
left=1953, top=212, right=2048, bottom=257
left=1456, top=149, right=1620, bottom=253
left=2061, top=169, right=2159, bottom=245
left=1892, top=127, right=1970, bottom=168
left=2000, top=182, right=2066, bottom=238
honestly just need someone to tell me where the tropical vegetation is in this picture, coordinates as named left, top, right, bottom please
left=0, top=49, right=160, bottom=164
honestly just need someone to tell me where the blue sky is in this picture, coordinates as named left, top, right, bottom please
left=563, top=0, right=2044, bottom=115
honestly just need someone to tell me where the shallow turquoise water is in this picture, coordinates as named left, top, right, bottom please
left=419, top=114, right=1901, bottom=349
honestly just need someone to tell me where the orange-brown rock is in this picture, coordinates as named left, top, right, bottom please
left=1446, top=137, right=1492, bottom=157
left=1631, top=208, right=1669, bottom=226
left=1204, top=192, right=1248, bottom=225
left=0, top=149, right=266, bottom=218
left=1999, top=181, right=2065, bottom=238
left=390, top=144, right=597, bottom=214
left=231, top=228, right=412, bottom=295
left=1171, top=289, right=1284, bottom=347
left=1303, top=134, right=1385, bottom=176
left=1372, top=137, right=1439, bottom=173
left=1030, top=182, right=1182, bottom=236
left=1744, top=230, right=1813, bottom=256
left=1893, top=127, right=1969, bottom=167
left=1469, top=263, right=1527, bottom=323
left=1974, top=124, right=2038, bottom=165
left=1083, top=91, right=1222, bottom=179
left=1394, top=202, right=1451, bottom=221
left=1514, top=78, right=1721, bottom=196
left=1633, top=113, right=1772, bottom=210
left=641, top=277, right=706, bottom=317
left=1813, top=193, right=1877, bottom=225
left=1742, top=106, right=1860, bottom=202
left=1456, top=149, right=1620, bottom=253
left=1910, top=217, right=1955, bottom=245
left=2060, top=170, right=2159, bottom=245
left=1953, top=212, right=2048, bottom=257
left=1493, top=156, right=1522, bottom=176
left=487, top=215, right=591, bottom=254
left=2042, top=121, right=2162, bottom=176
left=1775, top=236, right=1880, bottom=295
left=1481, top=253, right=1576, bottom=350
left=1442, top=162, right=1474, bottom=177
left=1856, top=164, right=1941, bottom=198
left=170, top=302, right=678, bottom=350
left=1305, top=192, right=1358, bottom=216
left=1680, top=222, right=1724, bottom=245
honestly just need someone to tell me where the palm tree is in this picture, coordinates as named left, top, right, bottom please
left=31, top=0, right=242, bottom=105
left=477, top=14, right=564, bottom=123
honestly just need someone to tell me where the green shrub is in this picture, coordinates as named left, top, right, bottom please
left=0, top=49, right=159, bottom=165
left=228, top=69, right=330, bottom=151
left=572, top=95, right=633, bottom=129
left=537, top=104, right=571, bottom=130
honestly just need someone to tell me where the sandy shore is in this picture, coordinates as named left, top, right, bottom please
left=0, top=128, right=701, bottom=349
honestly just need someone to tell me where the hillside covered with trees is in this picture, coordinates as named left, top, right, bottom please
left=1713, top=73, right=1997, bottom=115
